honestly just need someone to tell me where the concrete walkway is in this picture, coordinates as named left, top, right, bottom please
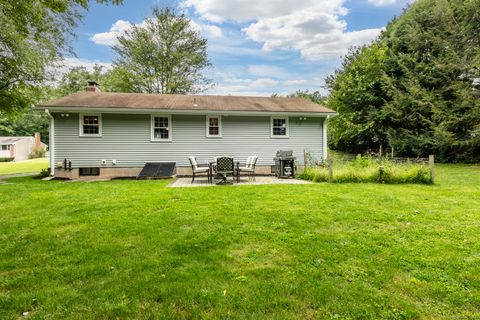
left=168, top=176, right=311, bottom=188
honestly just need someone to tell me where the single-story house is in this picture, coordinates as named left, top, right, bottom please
left=36, top=82, right=337, bottom=178
left=0, top=133, right=47, bottom=161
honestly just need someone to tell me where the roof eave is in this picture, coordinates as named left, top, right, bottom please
left=36, top=105, right=337, bottom=117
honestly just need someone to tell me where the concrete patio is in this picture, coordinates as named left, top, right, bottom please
left=168, top=176, right=312, bottom=187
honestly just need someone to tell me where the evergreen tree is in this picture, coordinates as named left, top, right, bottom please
left=327, top=0, right=480, bottom=162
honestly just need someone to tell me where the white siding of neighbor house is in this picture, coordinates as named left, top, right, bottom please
left=13, top=138, right=33, bottom=161
left=0, top=147, right=10, bottom=158
left=53, top=113, right=325, bottom=167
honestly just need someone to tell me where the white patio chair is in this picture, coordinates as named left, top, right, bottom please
left=237, top=155, right=258, bottom=181
left=188, top=156, right=209, bottom=183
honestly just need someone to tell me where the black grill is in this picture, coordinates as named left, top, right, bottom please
left=273, top=150, right=296, bottom=178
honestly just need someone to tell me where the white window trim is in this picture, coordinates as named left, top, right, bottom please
left=79, top=113, right=102, bottom=137
left=270, top=116, right=289, bottom=138
left=151, top=114, right=172, bottom=142
left=206, top=115, right=222, bottom=138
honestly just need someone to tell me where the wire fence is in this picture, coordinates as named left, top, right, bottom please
left=301, top=150, right=435, bottom=183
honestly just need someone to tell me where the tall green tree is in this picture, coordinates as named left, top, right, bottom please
left=0, top=0, right=122, bottom=114
left=326, top=44, right=390, bottom=154
left=287, top=90, right=327, bottom=105
left=327, top=0, right=480, bottom=162
left=112, top=7, right=212, bottom=94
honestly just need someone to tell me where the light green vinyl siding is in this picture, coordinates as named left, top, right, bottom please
left=54, top=113, right=324, bottom=167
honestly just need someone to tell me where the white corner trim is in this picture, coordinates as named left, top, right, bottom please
left=79, top=113, right=102, bottom=137
left=45, top=109, right=54, bottom=176
left=150, top=114, right=172, bottom=142
left=323, top=115, right=329, bottom=160
left=206, top=115, right=222, bottom=138
left=270, top=116, right=290, bottom=138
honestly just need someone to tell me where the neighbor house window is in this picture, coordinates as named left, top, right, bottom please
left=151, top=115, right=172, bottom=141
left=1, top=145, right=9, bottom=151
left=271, top=117, right=289, bottom=138
left=79, top=113, right=102, bottom=137
left=206, top=116, right=222, bottom=137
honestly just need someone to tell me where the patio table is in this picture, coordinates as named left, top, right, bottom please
left=209, top=161, right=240, bottom=183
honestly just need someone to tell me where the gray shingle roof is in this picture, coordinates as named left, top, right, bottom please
left=37, top=92, right=336, bottom=114
left=0, top=137, right=31, bottom=144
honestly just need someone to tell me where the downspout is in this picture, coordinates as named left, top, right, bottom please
left=45, top=109, right=55, bottom=176
left=323, top=115, right=329, bottom=161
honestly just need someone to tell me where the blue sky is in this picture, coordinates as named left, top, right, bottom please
left=67, top=0, right=412, bottom=96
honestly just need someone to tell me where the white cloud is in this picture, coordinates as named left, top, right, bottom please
left=91, top=18, right=222, bottom=47
left=183, top=0, right=383, bottom=60
left=247, top=65, right=290, bottom=79
left=368, top=0, right=398, bottom=6
left=90, top=20, right=132, bottom=46
left=284, top=79, right=309, bottom=86
left=250, top=78, right=279, bottom=88
left=223, top=77, right=252, bottom=83
left=190, top=20, right=223, bottom=38
left=183, top=0, right=346, bottom=23
left=60, top=58, right=112, bottom=72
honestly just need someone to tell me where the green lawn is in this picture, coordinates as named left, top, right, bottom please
left=0, top=158, right=48, bottom=175
left=0, top=164, right=479, bottom=319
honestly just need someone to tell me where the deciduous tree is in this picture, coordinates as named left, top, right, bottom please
left=0, top=0, right=122, bottom=113
left=112, top=7, right=212, bottom=94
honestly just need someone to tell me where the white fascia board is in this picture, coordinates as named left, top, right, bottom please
left=37, top=106, right=338, bottom=118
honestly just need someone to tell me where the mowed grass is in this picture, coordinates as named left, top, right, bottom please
left=0, top=164, right=479, bottom=319
left=0, top=158, right=48, bottom=175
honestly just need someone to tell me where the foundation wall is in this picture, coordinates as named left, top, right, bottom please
left=54, top=165, right=281, bottom=180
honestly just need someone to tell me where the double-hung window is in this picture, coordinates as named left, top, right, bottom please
left=79, top=114, right=102, bottom=137
left=206, top=116, right=222, bottom=137
left=271, top=116, right=289, bottom=138
left=1, top=145, right=9, bottom=151
left=151, top=115, right=172, bottom=142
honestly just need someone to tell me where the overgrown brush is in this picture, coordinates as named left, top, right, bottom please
left=298, top=156, right=433, bottom=184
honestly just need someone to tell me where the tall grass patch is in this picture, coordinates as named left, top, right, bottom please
left=298, top=156, right=433, bottom=184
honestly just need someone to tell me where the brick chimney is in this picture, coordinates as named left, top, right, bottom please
left=85, top=81, right=101, bottom=92
left=34, top=132, right=41, bottom=149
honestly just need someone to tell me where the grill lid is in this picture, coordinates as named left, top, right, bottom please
left=276, top=150, right=293, bottom=158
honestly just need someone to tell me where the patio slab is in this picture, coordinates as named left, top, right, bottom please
left=168, top=176, right=312, bottom=187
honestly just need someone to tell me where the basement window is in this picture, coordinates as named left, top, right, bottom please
left=79, top=167, right=100, bottom=176
left=79, top=113, right=102, bottom=137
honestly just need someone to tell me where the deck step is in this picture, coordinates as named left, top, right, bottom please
left=137, top=162, right=176, bottom=179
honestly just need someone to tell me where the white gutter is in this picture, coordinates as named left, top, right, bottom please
left=45, top=109, right=55, bottom=176
left=37, top=106, right=338, bottom=118
left=323, top=115, right=330, bottom=161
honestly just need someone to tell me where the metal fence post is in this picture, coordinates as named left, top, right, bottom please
left=327, top=156, right=333, bottom=183
left=429, top=155, right=435, bottom=183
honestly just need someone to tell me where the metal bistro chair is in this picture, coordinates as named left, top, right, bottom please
left=215, top=157, right=235, bottom=185
left=238, top=155, right=258, bottom=181
left=189, top=156, right=210, bottom=183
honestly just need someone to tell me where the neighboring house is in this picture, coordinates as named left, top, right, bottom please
left=0, top=133, right=47, bottom=161
left=36, top=82, right=336, bottom=178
